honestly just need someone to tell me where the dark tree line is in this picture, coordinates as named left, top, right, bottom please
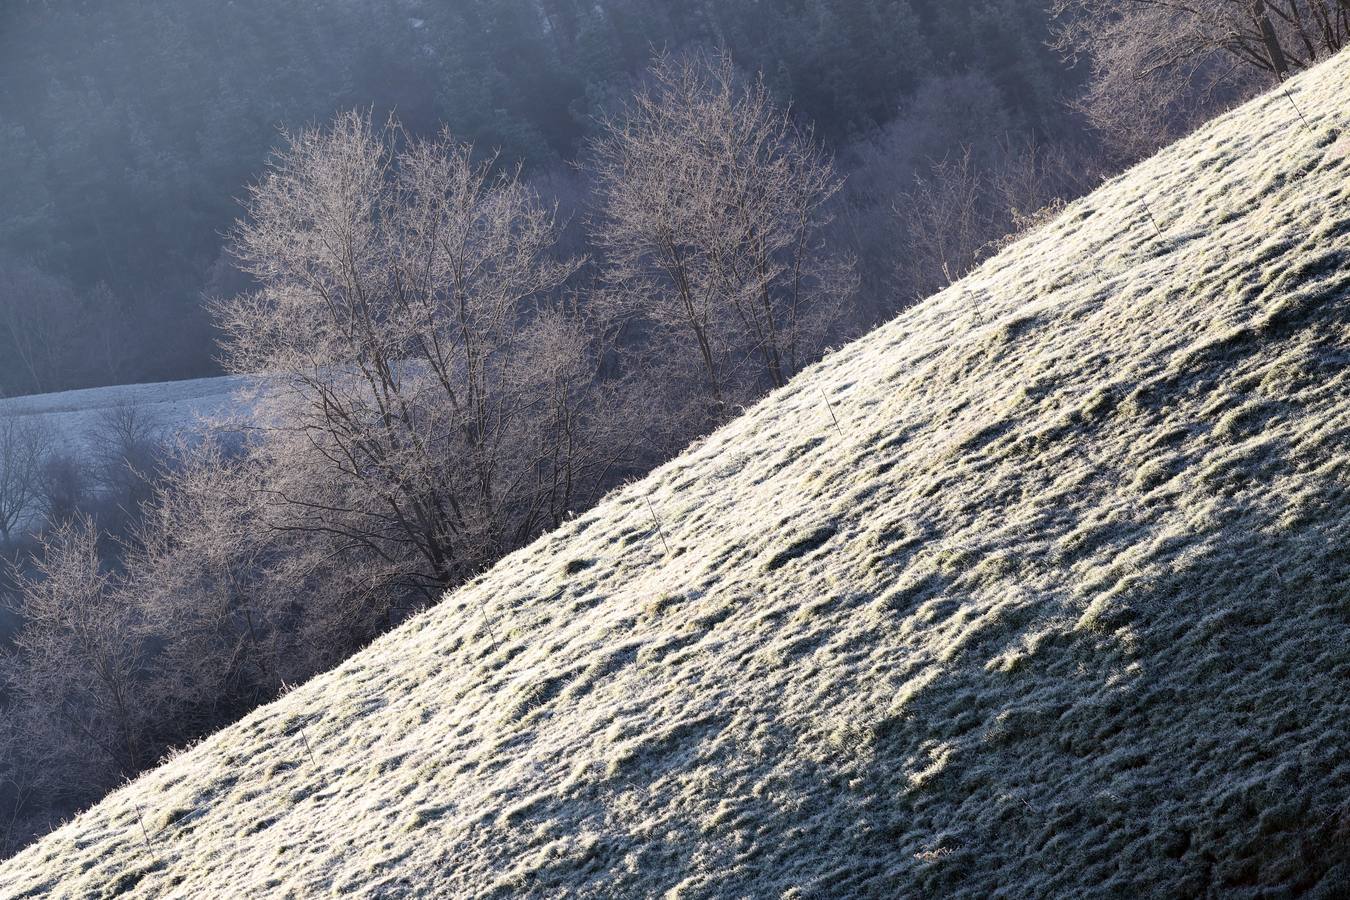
left=0, top=0, right=1079, bottom=396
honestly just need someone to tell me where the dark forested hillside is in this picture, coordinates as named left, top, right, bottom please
left=0, top=0, right=1080, bottom=396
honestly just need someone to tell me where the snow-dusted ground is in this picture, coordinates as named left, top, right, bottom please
left=4, top=52, right=1350, bottom=898
left=0, top=374, right=255, bottom=459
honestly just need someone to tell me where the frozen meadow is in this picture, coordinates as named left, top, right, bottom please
left=0, top=375, right=255, bottom=460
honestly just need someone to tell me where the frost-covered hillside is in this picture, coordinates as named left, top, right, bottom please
left=0, top=375, right=254, bottom=459
left=5, top=53, right=1350, bottom=899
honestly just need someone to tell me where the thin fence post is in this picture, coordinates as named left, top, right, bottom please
left=1283, top=87, right=1311, bottom=131
left=134, top=804, right=153, bottom=854
left=646, top=497, right=671, bottom=555
left=299, top=727, right=317, bottom=767
left=479, top=601, right=500, bottom=653
left=1139, top=199, right=1162, bottom=237
left=820, top=389, right=844, bottom=438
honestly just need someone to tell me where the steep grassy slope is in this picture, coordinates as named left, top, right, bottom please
left=5, top=57, right=1350, bottom=899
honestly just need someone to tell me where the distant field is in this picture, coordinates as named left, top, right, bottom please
left=0, top=375, right=255, bottom=458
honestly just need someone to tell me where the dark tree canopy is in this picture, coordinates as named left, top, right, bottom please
left=0, top=0, right=1077, bottom=396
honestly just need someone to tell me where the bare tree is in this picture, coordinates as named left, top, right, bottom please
left=900, top=146, right=993, bottom=297
left=88, top=403, right=164, bottom=530
left=0, top=667, right=76, bottom=855
left=36, top=452, right=89, bottom=528
left=0, top=257, right=83, bottom=396
left=1054, top=1, right=1350, bottom=81
left=124, top=437, right=382, bottom=729
left=0, top=412, right=49, bottom=544
left=1050, top=1, right=1347, bottom=159
left=590, top=51, right=856, bottom=423
left=215, top=111, right=613, bottom=591
left=85, top=283, right=135, bottom=387
left=5, top=518, right=149, bottom=782
left=835, top=73, right=1019, bottom=326
left=990, top=138, right=1092, bottom=238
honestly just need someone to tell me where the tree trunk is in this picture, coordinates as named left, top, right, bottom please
left=1254, top=0, right=1291, bottom=77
